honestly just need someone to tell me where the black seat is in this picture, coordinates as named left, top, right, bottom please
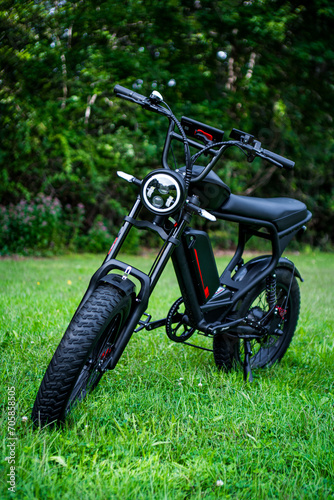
left=217, top=194, right=308, bottom=232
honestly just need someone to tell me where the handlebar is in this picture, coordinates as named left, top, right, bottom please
left=114, top=84, right=148, bottom=106
left=261, top=149, right=295, bottom=170
left=229, top=128, right=294, bottom=170
left=113, top=84, right=170, bottom=119
left=113, top=84, right=296, bottom=175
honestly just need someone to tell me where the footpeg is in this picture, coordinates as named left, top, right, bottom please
left=135, top=313, right=152, bottom=332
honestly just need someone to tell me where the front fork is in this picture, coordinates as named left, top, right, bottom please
left=76, top=198, right=191, bottom=371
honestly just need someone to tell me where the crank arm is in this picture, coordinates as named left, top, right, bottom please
left=135, top=314, right=167, bottom=332
left=145, top=317, right=167, bottom=331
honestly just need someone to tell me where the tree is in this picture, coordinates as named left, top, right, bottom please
left=0, top=0, right=333, bottom=248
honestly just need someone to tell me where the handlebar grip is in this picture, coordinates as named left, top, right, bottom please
left=262, top=148, right=295, bottom=169
left=113, top=84, right=147, bottom=105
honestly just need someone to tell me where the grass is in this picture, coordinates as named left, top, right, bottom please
left=1, top=250, right=333, bottom=499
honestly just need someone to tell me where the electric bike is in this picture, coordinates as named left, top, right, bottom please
left=32, top=85, right=312, bottom=426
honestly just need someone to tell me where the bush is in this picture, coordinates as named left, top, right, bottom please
left=0, top=195, right=84, bottom=255
left=80, top=216, right=114, bottom=254
left=76, top=217, right=141, bottom=255
left=0, top=195, right=141, bottom=256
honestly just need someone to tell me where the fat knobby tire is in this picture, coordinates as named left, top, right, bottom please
left=31, top=284, right=130, bottom=427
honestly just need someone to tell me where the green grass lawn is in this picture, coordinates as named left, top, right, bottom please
left=1, top=251, right=333, bottom=499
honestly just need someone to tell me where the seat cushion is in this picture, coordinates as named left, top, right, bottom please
left=217, top=194, right=308, bottom=232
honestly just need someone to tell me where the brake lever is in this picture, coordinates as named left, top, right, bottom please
left=257, top=153, right=283, bottom=168
left=144, top=100, right=171, bottom=117
left=244, top=139, right=261, bottom=163
left=243, top=140, right=284, bottom=169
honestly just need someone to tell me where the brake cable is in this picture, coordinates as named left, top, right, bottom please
left=159, top=100, right=192, bottom=189
left=190, top=140, right=249, bottom=168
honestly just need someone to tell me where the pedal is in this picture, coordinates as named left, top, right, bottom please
left=135, top=313, right=152, bottom=332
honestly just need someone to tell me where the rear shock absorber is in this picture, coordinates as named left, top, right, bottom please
left=266, top=273, right=276, bottom=309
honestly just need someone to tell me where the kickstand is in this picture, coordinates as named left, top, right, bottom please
left=243, top=340, right=253, bottom=383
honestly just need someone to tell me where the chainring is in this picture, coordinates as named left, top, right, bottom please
left=166, top=297, right=196, bottom=343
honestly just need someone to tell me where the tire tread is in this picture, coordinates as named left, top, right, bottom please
left=32, top=285, right=125, bottom=426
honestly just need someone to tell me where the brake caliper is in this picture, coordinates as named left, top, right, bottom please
left=275, top=306, right=287, bottom=321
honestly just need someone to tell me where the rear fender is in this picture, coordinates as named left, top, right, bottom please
left=277, top=256, right=303, bottom=282
left=233, top=255, right=303, bottom=283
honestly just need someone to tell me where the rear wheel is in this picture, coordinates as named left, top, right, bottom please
left=213, top=268, right=300, bottom=372
left=31, top=284, right=131, bottom=426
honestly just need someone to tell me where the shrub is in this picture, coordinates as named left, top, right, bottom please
left=0, top=195, right=143, bottom=256
left=82, top=216, right=114, bottom=254
left=0, top=195, right=84, bottom=255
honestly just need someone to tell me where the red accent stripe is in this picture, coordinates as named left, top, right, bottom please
left=108, top=237, right=118, bottom=255
left=194, top=248, right=209, bottom=298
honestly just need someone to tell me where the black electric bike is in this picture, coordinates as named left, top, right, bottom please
left=32, top=85, right=312, bottom=426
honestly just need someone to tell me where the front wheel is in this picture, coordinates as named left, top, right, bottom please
left=213, top=268, right=300, bottom=372
left=31, top=284, right=131, bottom=426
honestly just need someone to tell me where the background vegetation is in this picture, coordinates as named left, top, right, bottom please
left=1, top=252, right=333, bottom=498
left=1, top=0, right=334, bottom=254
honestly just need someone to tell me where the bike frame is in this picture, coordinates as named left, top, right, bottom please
left=31, top=85, right=315, bottom=430
left=71, top=119, right=311, bottom=372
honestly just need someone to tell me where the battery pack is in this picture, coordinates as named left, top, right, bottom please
left=184, top=229, right=220, bottom=304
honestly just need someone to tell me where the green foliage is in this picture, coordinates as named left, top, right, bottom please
left=0, top=0, right=333, bottom=251
left=0, top=195, right=64, bottom=254
left=0, top=196, right=110, bottom=255
left=80, top=215, right=114, bottom=254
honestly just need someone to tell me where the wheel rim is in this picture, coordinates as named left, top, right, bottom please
left=238, top=282, right=290, bottom=368
left=65, top=313, right=122, bottom=415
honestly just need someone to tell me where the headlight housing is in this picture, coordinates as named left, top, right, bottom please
left=141, top=170, right=186, bottom=215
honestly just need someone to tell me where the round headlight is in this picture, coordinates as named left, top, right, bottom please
left=141, top=170, right=186, bottom=215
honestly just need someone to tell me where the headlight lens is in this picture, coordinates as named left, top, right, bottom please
left=152, top=195, right=164, bottom=208
left=141, top=170, right=185, bottom=215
